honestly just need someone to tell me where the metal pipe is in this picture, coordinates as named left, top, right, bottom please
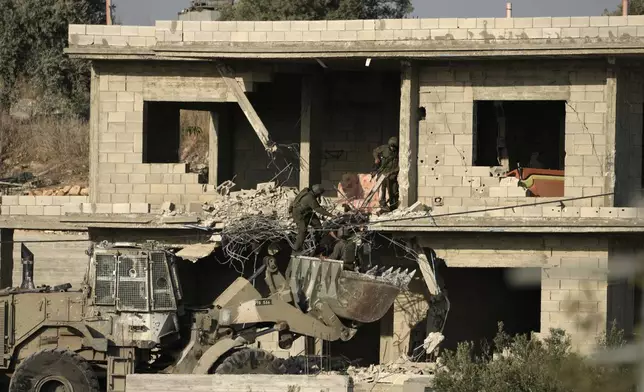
left=20, top=244, right=34, bottom=290
left=506, top=2, right=512, bottom=18
left=106, top=0, right=112, bottom=25
left=623, top=0, right=629, bottom=16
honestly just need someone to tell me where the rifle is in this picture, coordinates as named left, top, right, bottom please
left=371, top=153, right=384, bottom=179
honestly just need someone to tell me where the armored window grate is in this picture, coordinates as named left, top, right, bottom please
left=0, top=301, right=6, bottom=356
left=94, top=254, right=117, bottom=305
left=116, top=255, right=149, bottom=312
left=150, top=252, right=176, bottom=311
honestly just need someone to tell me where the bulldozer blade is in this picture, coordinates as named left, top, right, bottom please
left=365, top=266, right=378, bottom=275
left=288, top=256, right=409, bottom=324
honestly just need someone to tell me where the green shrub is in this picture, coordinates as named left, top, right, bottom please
left=433, top=323, right=636, bottom=392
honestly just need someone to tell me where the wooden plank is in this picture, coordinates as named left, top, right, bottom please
left=216, top=62, right=276, bottom=152
left=126, top=374, right=350, bottom=392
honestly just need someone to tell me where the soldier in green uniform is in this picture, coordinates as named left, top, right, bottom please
left=289, top=184, right=333, bottom=252
left=373, top=136, right=400, bottom=211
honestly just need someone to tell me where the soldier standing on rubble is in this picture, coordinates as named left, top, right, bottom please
left=373, top=136, right=400, bottom=211
left=290, top=184, right=333, bottom=252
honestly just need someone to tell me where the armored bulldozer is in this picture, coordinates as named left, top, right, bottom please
left=0, top=241, right=414, bottom=392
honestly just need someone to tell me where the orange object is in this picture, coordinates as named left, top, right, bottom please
left=338, top=173, right=381, bottom=211
left=506, top=168, right=565, bottom=197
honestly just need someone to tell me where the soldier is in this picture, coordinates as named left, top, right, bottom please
left=373, top=136, right=400, bottom=211
left=289, top=184, right=333, bottom=252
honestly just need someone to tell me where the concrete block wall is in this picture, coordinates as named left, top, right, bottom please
left=417, top=60, right=611, bottom=209
left=418, top=233, right=608, bottom=354
left=11, top=230, right=90, bottom=289
left=68, top=16, right=644, bottom=48
left=0, top=196, right=89, bottom=216
left=94, top=62, right=237, bottom=208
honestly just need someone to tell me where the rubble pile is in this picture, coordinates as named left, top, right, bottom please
left=201, top=182, right=299, bottom=226
left=370, top=201, right=432, bottom=222
left=347, top=356, right=437, bottom=384
left=27, top=185, right=88, bottom=196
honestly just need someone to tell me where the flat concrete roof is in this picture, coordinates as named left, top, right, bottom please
left=66, top=16, right=644, bottom=60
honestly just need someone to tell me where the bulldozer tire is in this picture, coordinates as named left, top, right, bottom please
left=214, top=348, right=284, bottom=375
left=9, top=348, right=100, bottom=392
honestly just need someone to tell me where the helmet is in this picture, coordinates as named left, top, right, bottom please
left=388, top=137, right=398, bottom=147
left=311, top=184, right=325, bottom=196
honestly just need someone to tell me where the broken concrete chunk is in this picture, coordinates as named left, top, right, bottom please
left=161, top=201, right=175, bottom=213
left=68, top=185, right=81, bottom=196
left=256, top=181, right=276, bottom=192
left=209, top=234, right=222, bottom=242
left=80, top=188, right=89, bottom=196
left=187, top=202, right=203, bottom=214
left=408, top=201, right=429, bottom=212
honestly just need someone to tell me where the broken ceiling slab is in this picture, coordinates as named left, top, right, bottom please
left=176, top=243, right=218, bottom=262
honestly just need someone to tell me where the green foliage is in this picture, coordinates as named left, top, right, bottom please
left=433, top=324, right=635, bottom=392
left=604, top=0, right=644, bottom=16
left=0, top=0, right=106, bottom=116
left=219, top=0, right=413, bottom=21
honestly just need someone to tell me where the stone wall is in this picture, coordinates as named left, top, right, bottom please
left=10, top=230, right=90, bottom=289
left=69, top=16, right=644, bottom=47
left=416, top=60, right=612, bottom=209
left=417, top=233, right=608, bottom=354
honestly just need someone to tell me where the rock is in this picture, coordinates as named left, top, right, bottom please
left=408, top=201, right=429, bottom=212
left=62, top=186, right=72, bottom=194
left=161, top=201, right=175, bottom=213
left=68, top=185, right=81, bottom=196
left=33, top=190, right=42, bottom=196
left=55, top=190, right=66, bottom=196
left=188, top=202, right=203, bottom=214
left=43, top=189, right=53, bottom=196
left=80, top=188, right=89, bottom=196
left=256, top=181, right=276, bottom=192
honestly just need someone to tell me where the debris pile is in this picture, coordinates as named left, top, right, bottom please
left=370, top=201, right=432, bottom=222
left=201, top=182, right=299, bottom=225
left=27, top=185, right=89, bottom=196
left=347, top=356, right=437, bottom=384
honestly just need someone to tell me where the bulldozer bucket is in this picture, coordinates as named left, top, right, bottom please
left=287, top=256, right=413, bottom=324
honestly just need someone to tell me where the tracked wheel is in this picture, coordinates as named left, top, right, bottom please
left=214, top=348, right=284, bottom=375
left=9, top=348, right=100, bottom=392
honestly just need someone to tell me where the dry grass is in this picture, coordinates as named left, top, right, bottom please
left=179, top=110, right=210, bottom=169
left=0, top=112, right=89, bottom=186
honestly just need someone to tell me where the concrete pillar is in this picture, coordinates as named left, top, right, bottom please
left=379, top=306, right=395, bottom=363
left=89, top=66, right=100, bottom=203
left=604, top=63, right=617, bottom=207
left=208, top=112, right=219, bottom=185
left=398, top=61, right=419, bottom=208
left=299, top=75, right=312, bottom=190
left=0, top=229, right=13, bottom=289
left=299, top=74, right=323, bottom=190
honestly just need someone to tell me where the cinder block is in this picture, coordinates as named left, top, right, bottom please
left=43, top=206, right=62, bottom=216
left=533, top=17, right=552, bottom=28
left=35, top=196, right=53, bottom=206
left=2, top=196, right=19, bottom=206
left=609, top=16, right=628, bottom=26
left=291, top=21, right=310, bottom=31
left=438, top=18, right=458, bottom=29
left=599, top=207, right=620, bottom=218
left=62, top=203, right=82, bottom=214
left=272, top=21, right=290, bottom=32
left=130, top=203, right=151, bottom=214
left=580, top=207, right=600, bottom=217
left=254, top=21, right=273, bottom=32
left=552, top=17, right=571, bottom=27
left=561, top=207, right=580, bottom=217
left=81, top=203, right=95, bottom=214
left=421, top=18, right=440, bottom=29
left=494, top=18, right=514, bottom=29
left=94, top=203, right=112, bottom=214
left=69, top=24, right=86, bottom=35
left=10, top=206, right=27, bottom=215
left=18, top=196, right=36, bottom=206
left=113, top=203, right=131, bottom=214
left=542, top=207, right=562, bottom=217
left=0, top=206, right=9, bottom=215
left=26, top=206, right=44, bottom=216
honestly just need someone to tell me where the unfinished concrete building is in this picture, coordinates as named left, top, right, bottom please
left=2, top=15, right=644, bottom=364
